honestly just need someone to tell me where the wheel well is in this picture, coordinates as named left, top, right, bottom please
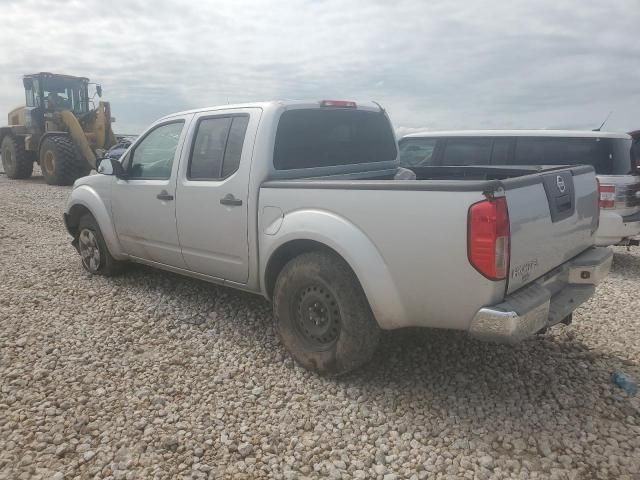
left=0, top=127, right=10, bottom=145
left=65, top=204, right=93, bottom=238
left=264, top=239, right=353, bottom=299
left=0, top=127, right=22, bottom=146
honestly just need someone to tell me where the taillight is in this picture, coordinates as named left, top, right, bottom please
left=598, top=183, right=616, bottom=209
left=320, top=100, right=357, bottom=108
left=468, top=197, right=510, bottom=281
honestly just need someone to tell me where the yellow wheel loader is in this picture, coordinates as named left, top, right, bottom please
left=0, top=72, right=117, bottom=185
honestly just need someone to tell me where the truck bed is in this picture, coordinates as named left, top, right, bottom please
left=259, top=165, right=599, bottom=330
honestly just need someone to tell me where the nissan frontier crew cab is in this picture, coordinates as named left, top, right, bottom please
left=64, top=100, right=613, bottom=376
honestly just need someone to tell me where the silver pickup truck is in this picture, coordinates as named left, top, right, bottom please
left=64, top=100, right=612, bottom=375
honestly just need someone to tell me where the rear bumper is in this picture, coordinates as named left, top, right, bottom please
left=595, top=210, right=640, bottom=246
left=469, top=247, right=613, bottom=343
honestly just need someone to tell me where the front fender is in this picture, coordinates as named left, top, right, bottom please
left=66, top=185, right=126, bottom=260
left=261, top=209, right=407, bottom=329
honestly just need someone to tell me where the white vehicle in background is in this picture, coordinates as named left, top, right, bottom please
left=64, top=102, right=612, bottom=375
left=399, top=130, right=640, bottom=247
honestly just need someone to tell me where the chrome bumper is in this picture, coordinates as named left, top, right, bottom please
left=469, top=247, right=613, bottom=343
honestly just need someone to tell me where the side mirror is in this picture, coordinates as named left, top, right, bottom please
left=97, top=157, right=126, bottom=178
left=96, top=85, right=103, bottom=97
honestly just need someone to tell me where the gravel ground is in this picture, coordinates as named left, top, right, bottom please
left=1, top=170, right=639, bottom=480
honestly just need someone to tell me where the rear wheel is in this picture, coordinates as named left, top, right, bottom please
left=273, top=251, right=381, bottom=376
left=39, top=136, right=90, bottom=186
left=77, top=214, right=123, bottom=276
left=1, top=135, right=33, bottom=179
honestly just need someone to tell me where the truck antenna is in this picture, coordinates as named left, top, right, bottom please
left=593, top=111, right=613, bottom=131
left=372, top=100, right=385, bottom=113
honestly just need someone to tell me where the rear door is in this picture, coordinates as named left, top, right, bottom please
left=504, top=166, right=599, bottom=293
left=175, top=108, right=260, bottom=284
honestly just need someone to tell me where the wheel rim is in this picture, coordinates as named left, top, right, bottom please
left=79, top=228, right=101, bottom=272
left=43, top=150, right=56, bottom=175
left=3, top=147, right=13, bottom=169
left=294, top=284, right=341, bottom=349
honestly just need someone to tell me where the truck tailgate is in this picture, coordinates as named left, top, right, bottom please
left=505, top=165, right=599, bottom=294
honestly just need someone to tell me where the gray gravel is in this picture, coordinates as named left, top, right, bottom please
left=1, top=171, right=639, bottom=480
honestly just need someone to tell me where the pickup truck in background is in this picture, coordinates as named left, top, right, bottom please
left=64, top=100, right=612, bottom=375
left=399, top=130, right=640, bottom=247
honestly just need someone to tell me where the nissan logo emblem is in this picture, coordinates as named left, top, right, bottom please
left=556, top=175, right=566, bottom=193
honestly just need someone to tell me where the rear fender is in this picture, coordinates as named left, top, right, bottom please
left=66, top=185, right=125, bottom=260
left=0, top=126, right=27, bottom=144
left=261, top=209, right=406, bottom=329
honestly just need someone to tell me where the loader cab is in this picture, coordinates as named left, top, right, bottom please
left=23, top=72, right=90, bottom=116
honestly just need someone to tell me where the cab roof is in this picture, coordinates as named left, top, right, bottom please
left=159, top=100, right=383, bottom=121
left=24, top=72, right=89, bottom=82
left=402, top=129, right=632, bottom=140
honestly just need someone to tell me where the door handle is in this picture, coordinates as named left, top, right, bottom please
left=156, top=190, right=174, bottom=201
left=220, top=193, right=243, bottom=206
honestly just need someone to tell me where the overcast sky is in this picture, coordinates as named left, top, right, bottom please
left=1, top=0, right=638, bottom=135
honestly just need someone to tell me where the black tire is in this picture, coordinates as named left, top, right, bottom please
left=77, top=214, right=124, bottom=276
left=273, top=251, right=381, bottom=376
left=1, top=135, right=33, bottom=179
left=39, top=136, right=90, bottom=186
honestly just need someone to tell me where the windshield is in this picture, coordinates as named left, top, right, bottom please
left=40, top=77, right=89, bottom=114
left=273, top=109, right=398, bottom=170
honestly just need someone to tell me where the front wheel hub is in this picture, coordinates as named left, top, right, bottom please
left=78, top=228, right=101, bottom=272
left=295, top=285, right=341, bottom=348
left=3, top=148, right=13, bottom=169
left=43, top=150, right=56, bottom=175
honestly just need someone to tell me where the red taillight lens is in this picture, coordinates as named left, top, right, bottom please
left=320, top=100, right=357, bottom=108
left=598, top=183, right=616, bottom=209
left=468, top=197, right=510, bottom=280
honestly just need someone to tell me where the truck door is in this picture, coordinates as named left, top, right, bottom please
left=111, top=116, right=191, bottom=268
left=175, top=108, right=260, bottom=284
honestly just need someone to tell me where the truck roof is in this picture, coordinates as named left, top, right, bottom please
left=402, top=129, right=632, bottom=140
left=160, top=100, right=383, bottom=121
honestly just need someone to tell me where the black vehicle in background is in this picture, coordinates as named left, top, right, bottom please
left=105, top=135, right=137, bottom=160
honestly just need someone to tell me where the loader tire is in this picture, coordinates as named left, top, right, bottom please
left=39, top=136, right=90, bottom=186
left=1, top=135, right=33, bottom=179
left=273, top=251, right=381, bottom=376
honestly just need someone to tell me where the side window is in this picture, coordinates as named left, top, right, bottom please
left=222, top=116, right=250, bottom=177
left=490, top=138, right=514, bottom=164
left=514, top=137, right=602, bottom=167
left=442, top=138, right=492, bottom=165
left=188, top=115, right=249, bottom=180
left=25, top=87, right=35, bottom=108
left=189, top=118, right=232, bottom=179
left=128, top=121, right=185, bottom=179
left=515, top=138, right=546, bottom=165
left=399, top=139, right=438, bottom=167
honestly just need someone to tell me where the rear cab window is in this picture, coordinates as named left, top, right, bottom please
left=273, top=108, right=397, bottom=171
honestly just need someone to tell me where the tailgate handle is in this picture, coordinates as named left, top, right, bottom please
left=220, top=194, right=243, bottom=206
left=542, top=173, right=575, bottom=222
left=556, top=194, right=572, bottom=212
